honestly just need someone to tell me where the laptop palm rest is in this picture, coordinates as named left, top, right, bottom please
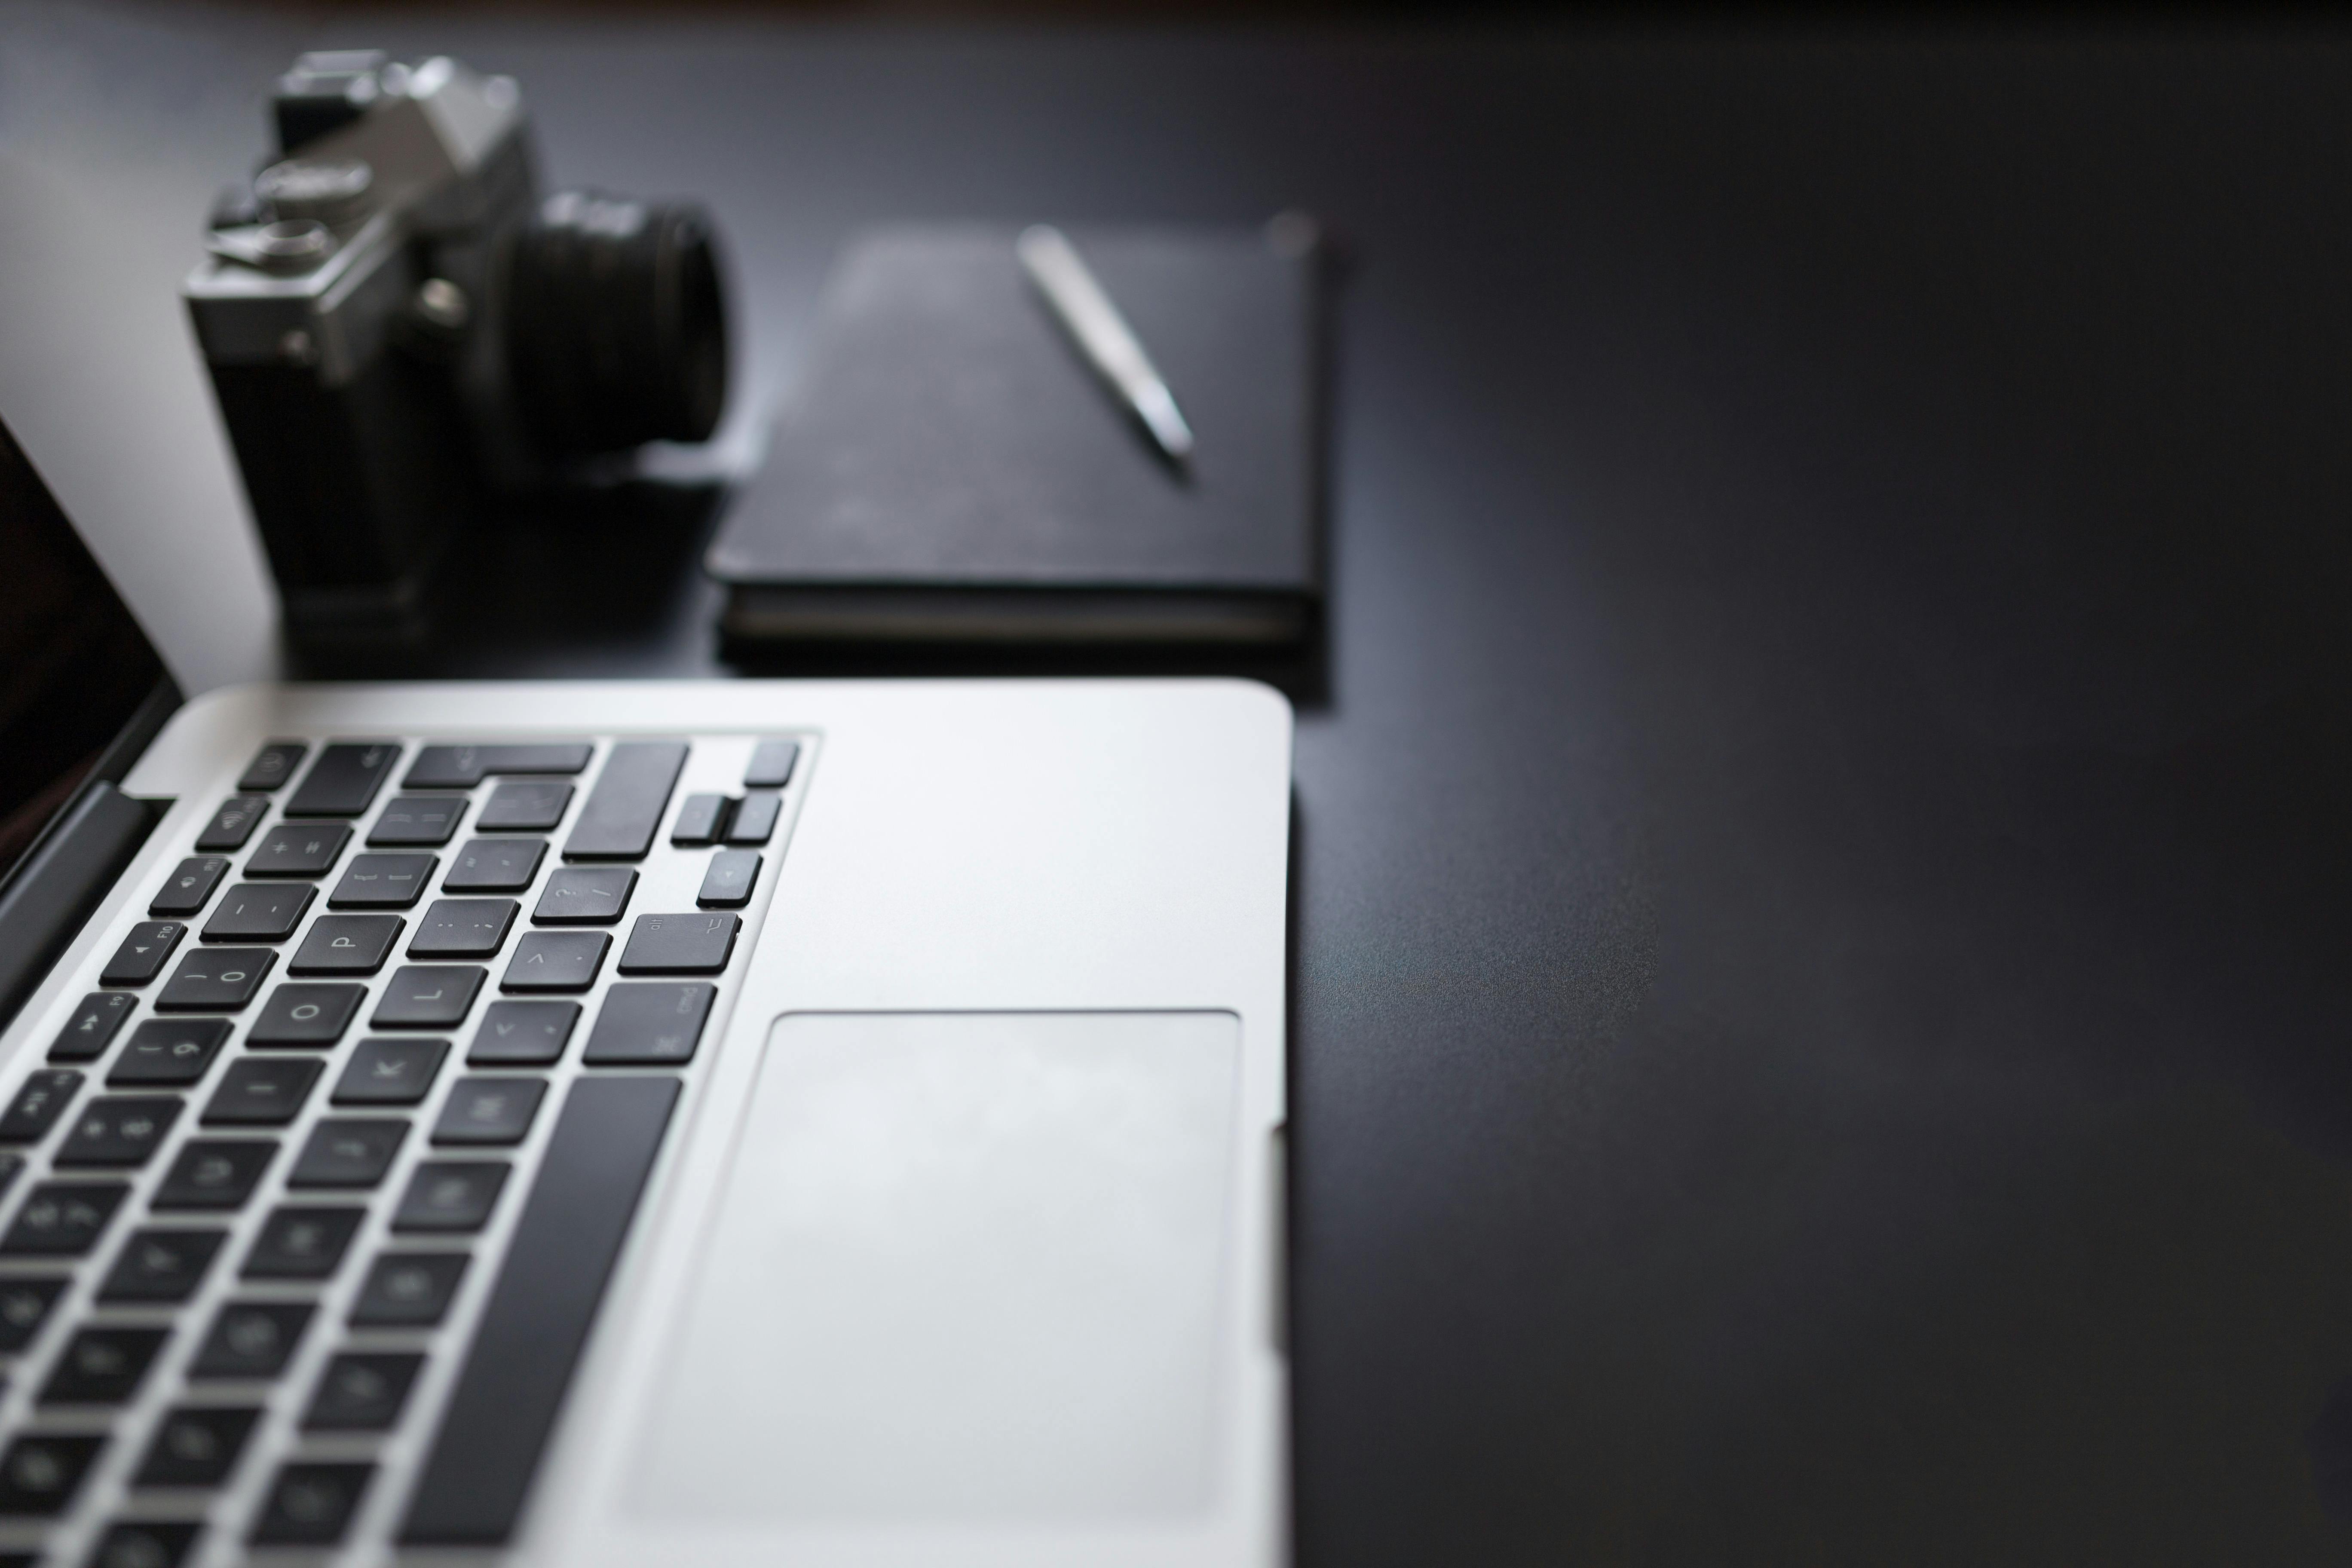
left=630, top=1010, right=1241, bottom=1523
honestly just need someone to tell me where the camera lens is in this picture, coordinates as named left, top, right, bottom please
left=503, top=190, right=729, bottom=458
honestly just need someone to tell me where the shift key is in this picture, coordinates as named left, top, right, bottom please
left=562, top=744, right=686, bottom=861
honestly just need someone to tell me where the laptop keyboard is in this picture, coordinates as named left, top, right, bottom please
left=0, top=732, right=805, bottom=1566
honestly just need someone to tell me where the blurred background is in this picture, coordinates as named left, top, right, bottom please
left=15, top=6, right=2352, bottom=1560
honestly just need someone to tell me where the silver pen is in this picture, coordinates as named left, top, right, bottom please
left=1017, top=224, right=1195, bottom=466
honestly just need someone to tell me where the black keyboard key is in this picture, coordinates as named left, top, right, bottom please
left=202, top=1058, right=320, bottom=1127
left=101, top=921, right=186, bottom=987
left=87, top=1520, right=202, bottom=1568
left=392, top=1162, right=507, bottom=1234
left=239, top=741, right=307, bottom=793
left=401, top=1076, right=679, bottom=1545
left=251, top=1462, right=373, bottom=1546
left=409, top=898, right=517, bottom=959
left=107, top=1019, right=231, bottom=1086
left=304, top=1352, right=423, bottom=1431
left=562, top=741, right=687, bottom=861
left=289, top=915, right=401, bottom=975
left=329, top=852, right=436, bottom=908
left=199, top=882, right=312, bottom=943
left=0, top=1433, right=105, bottom=1516
left=41, top=1326, right=167, bottom=1403
left=403, top=743, right=592, bottom=790
left=243, top=821, right=351, bottom=878
left=193, top=798, right=266, bottom=853
left=155, top=948, right=275, bottom=1012
left=725, top=792, right=780, bottom=846
left=744, top=738, right=799, bottom=788
left=433, top=1078, right=545, bottom=1147
left=148, top=856, right=230, bottom=917
left=246, top=983, right=365, bottom=1047
left=442, top=837, right=545, bottom=893
left=469, top=1002, right=576, bottom=1067
left=99, top=1227, right=227, bottom=1303
left=618, top=913, right=739, bottom=975
left=531, top=867, right=634, bottom=926
left=501, top=931, right=607, bottom=993
left=191, top=1301, right=312, bottom=1380
left=351, top=1252, right=469, bottom=1327
left=0, top=1069, right=82, bottom=1142
left=0, top=1153, right=19, bottom=1197
left=696, top=849, right=760, bottom=910
left=0, top=1278, right=64, bottom=1351
left=400, top=748, right=497, bottom=791
left=289, top=1119, right=407, bottom=1188
left=478, top=781, right=572, bottom=832
left=285, top=742, right=400, bottom=818
left=48, top=992, right=135, bottom=1063
left=333, top=1038, right=449, bottom=1106
left=56, top=1096, right=181, bottom=1168
left=582, top=983, right=715, bottom=1066
left=137, top=1406, right=260, bottom=1487
left=369, top=796, right=466, bottom=848
left=153, top=1139, right=277, bottom=1211
left=668, top=793, right=730, bottom=845
left=243, top=1206, right=364, bottom=1279
left=372, top=966, right=485, bottom=1028
left=0, top=1181, right=127, bottom=1255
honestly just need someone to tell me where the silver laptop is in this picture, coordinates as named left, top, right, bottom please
left=0, top=416, right=1292, bottom=1568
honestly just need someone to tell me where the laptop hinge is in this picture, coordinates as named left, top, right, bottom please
left=0, top=780, right=162, bottom=1035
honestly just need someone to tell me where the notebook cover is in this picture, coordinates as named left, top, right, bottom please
left=707, top=222, right=1323, bottom=642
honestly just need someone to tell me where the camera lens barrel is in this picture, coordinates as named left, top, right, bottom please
left=503, top=190, right=729, bottom=459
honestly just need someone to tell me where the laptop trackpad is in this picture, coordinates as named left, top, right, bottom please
left=630, top=1011, right=1241, bottom=1523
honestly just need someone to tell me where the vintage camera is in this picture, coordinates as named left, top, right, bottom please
left=185, top=51, right=730, bottom=638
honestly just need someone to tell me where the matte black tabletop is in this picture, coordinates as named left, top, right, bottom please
left=45, top=17, right=2352, bottom=1560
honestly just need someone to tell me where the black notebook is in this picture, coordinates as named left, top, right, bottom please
left=707, top=222, right=1326, bottom=644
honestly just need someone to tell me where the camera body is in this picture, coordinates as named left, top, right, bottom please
left=184, top=52, right=729, bottom=638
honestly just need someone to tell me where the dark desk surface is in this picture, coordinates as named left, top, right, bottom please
left=27, top=15, right=2352, bottom=1560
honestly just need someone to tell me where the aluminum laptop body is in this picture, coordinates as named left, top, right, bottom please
left=0, top=418, right=1291, bottom=1568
